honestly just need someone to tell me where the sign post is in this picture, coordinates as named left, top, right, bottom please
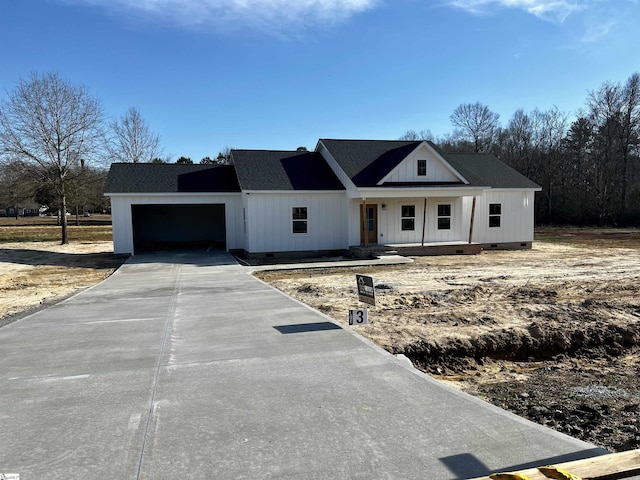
left=349, top=274, right=375, bottom=326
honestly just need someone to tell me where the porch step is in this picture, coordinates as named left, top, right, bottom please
left=350, top=246, right=398, bottom=259
left=395, top=243, right=482, bottom=256
left=350, top=243, right=482, bottom=258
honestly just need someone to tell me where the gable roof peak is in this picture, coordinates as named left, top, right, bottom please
left=319, top=139, right=426, bottom=187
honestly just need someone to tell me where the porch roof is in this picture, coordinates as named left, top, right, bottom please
left=352, top=185, right=488, bottom=198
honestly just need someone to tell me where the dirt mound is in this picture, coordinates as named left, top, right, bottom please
left=404, top=320, right=640, bottom=374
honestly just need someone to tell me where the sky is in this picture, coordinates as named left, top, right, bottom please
left=0, top=0, right=639, bottom=162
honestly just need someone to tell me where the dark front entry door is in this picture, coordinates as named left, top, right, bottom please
left=360, top=204, right=378, bottom=245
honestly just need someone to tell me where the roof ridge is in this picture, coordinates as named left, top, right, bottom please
left=320, top=138, right=421, bottom=143
left=445, top=151, right=494, bottom=156
left=231, top=148, right=309, bottom=153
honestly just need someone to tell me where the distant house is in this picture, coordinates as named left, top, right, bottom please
left=2, top=206, right=40, bottom=217
left=104, top=139, right=541, bottom=256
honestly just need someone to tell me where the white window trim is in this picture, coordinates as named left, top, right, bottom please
left=401, top=204, right=416, bottom=231
left=437, top=203, right=452, bottom=230
left=417, top=159, right=427, bottom=177
left=489, top=203, right=502, bottom=229
left=291, top=206, right=309, bottom=236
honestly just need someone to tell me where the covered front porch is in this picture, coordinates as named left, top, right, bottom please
left=349, top=187, right=484, bottom=253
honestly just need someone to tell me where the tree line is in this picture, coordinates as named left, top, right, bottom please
left=0, top=72, right=230, bottom=243
left=2, top=70, right=638, bottom=245
left=403, top=72, right=640, bottom=226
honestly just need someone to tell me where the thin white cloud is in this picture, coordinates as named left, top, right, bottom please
left=63, top=0, right=378, bottom=31
left=441, top=0, right=583, bottom=23
left=581, top=18, right=615, bottom=43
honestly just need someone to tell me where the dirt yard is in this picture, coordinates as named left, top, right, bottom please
left=0, top=241, right=126, bottom=327
left=256, top=230, right=640, bottom=452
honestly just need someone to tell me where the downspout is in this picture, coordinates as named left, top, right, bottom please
left=468, top=196, right=477, bottom=244
left=421, top=197, right=427, bottom=247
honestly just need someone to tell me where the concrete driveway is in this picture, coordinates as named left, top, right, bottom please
left=0, top=251, right=604, bottom=479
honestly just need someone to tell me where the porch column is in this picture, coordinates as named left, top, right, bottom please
left=421, top=197, right=427, bottom=247
left=361, top=198, right=368, bottom=247
left=468, top=196, right=477, bottom=244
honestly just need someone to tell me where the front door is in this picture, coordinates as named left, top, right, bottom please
left=360, top=204, right=378, bottom=245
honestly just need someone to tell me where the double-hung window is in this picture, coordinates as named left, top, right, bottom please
left=417, top=159, right=427, bottom=176
left=401, top=205, right=415, bottom=231
left=437, top=204, right=451, bottom=230
left=292, top=207, right=308, bottom=234
left=489, top=203, right=502, bottom=228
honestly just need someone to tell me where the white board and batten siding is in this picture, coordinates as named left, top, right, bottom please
left=351, top=197, right=465, bottom=245
left=380, top=143, right=463, bottom=184
left=244, top=192, right=348, bottom=253
left=109, top=194, right=244, bottom=255
left=465, top=190, right=536, bottom=244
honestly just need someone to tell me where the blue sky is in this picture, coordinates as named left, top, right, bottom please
left=1, top=0, right=638, bottom=162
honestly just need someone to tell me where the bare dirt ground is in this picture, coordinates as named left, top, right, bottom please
left=256, top=230, right=640, bottom=452
left=0, top=241, right=126, bottom=327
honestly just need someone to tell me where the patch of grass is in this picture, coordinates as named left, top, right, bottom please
left=535, top=227, right=640, bottom=248
left=0, top=214, right=112, bottom=243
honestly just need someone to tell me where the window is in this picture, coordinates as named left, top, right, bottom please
left=437, top=204, right=451, bottom=230
left=292, top=207, right=308, bottom=234
left=417, top=159, right=427, bottom=176
left=489, top=203, right=502, bottom=228
left=401, top=205, right=415, bottom=231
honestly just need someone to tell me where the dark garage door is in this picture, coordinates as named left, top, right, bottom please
left=132, top=204, right=226, bottom=252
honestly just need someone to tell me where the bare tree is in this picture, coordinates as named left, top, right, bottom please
left=505, top=109, right=535, bottom=176
left=399, top=129, right=434, bottom=141
left=563, top=117, right=596, bottom=222
left=0, top=160, right=37, bottom=219
left=0, top=72, right=105, bottom=243
left=108, top=106, right=161, bottom=163
left=618, top=73, right=640, bottom=221
left=216, top=147, right=233, bottom=165
left=65, top=164, right=108, bottom=224
left=586, top=74, right=640, bottom=223
left=450, top=102, right=500, bottom=152
left=531, top=107, right=569, bottom=223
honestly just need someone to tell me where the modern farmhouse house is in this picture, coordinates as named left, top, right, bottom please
left=104, top=139, right=541, bottom=256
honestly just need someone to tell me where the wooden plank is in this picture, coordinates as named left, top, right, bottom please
left=468, top=449, right=640, bottom=480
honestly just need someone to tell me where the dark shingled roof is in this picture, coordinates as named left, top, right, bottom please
left=443, top=152, right=541, bottom=189
left=104, top=163, right=240, bottom=193
left=104, top=142, right=540, bottom=195
left=320, top=139, right=422, bottom=187
left=231, top=150, right=345, bottom=191
left=320, top=139, right=540, bottom=189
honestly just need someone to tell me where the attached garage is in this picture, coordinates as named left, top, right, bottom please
left=104, top=163, right=243, bottom=255
left=131, top=204, right=226, bottom=252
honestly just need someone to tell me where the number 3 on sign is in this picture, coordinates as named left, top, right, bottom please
left=349, top=309, right=369, bottom=325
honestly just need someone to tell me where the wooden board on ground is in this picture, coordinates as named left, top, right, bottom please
left=469, top=449, right=640, bottom=480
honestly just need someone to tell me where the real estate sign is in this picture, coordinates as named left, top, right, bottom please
left=356, top=274, right=375, bottom=306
